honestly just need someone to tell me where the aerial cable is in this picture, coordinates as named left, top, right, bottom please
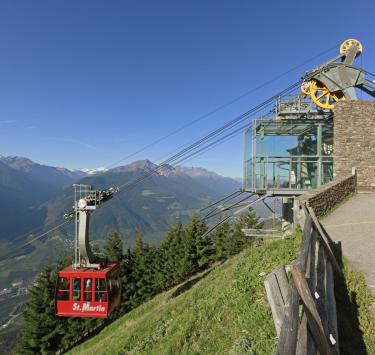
left=0, top=221, right=71, bottom=260
left=114, top=81, right=300, bottom=195
left=200, top=215, right=232, bottom=239
left=136, top=81, right=297, bottom=169
left=171, top=123, right=251, bottom=167
left=164, top=123, right=248, bottom=171
left=98, top=84, right=298, bottom=210
left=203, top=193, right=254, bottom=221
left=0, top=82, right=299, bottom=260
left=200, top=194, right=273, bottom=239
left=2, top=44, right=338, bottom=253
left=104, top=43, right=340, bottom=169
left=200, top=191, right=244, bottom=212
left=1, top=42, right=340, bottom=257
left=6, top=221, right=56, bottom=246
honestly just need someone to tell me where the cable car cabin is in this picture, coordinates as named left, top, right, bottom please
left=55, top=263, right=121, bottom=318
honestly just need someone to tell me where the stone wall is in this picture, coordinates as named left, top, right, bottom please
left=334, top=101, right=375, bottom=191
left=295, top=173, right=356, bottom=218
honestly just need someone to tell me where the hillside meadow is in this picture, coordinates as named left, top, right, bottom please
left=69, top=232, right=301, bottom=354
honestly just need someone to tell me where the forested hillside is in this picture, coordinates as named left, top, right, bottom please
left=15, top=210, right=265, bottom=354
left=42, top=160, right=242, bottom=244
left=0, top=156, right=84, bottom=241
left=68, top=231, right=301, bottom=354
left=0, top=158, right=242, bottom=288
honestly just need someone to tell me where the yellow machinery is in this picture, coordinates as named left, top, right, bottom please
left=301, top=39, right=374, bottom=109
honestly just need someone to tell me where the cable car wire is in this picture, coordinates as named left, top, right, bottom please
left=1, top=42, right=341, bottom=258
left=200, top=191, right=244, bottom=212
left=114, top=81, right=300, bottom=195
left=0, top=83, right=298, bottom=261
left=0, top=220, right=71, bottom=260
left=0, top=83, right=300, bottom=261
left=104, top=43, right=340, bottom=170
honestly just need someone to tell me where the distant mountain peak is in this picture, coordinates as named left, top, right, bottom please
left=109, top=159, right=166, bottom=174
left=81, top=167, right=108, bottom=175
left=126, top=159, right=157, bottom=170
left=0, top=155, right=36, bottom=172
left=174, top=166, right=221, bottom=179
left=0, top=155, right=86, bottom=181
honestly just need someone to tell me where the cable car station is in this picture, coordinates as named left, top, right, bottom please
left=242, top=39, right=375, bottom=224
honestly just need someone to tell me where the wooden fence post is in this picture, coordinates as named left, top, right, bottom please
left=264, top=265, right=290, bottom=336
left=291, top=263, right=333, bottom=355
left=276, top=280, right=300, bottom=355
left=307, top=206, right=342, bottom=276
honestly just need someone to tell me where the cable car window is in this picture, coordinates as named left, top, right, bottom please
left=73, top=278, right=81, bottom=301
left=57, top=277, right=70, bottom=301
left=84, top=278, right=92, bottom=301
left=108, top=274, right=120, bottom=303
left=95, top=278, right=107, bottom=302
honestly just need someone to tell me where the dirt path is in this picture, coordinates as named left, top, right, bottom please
left=321, top=193, right=375, bottom=295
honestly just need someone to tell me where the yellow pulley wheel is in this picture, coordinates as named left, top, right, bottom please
left=309, top=79, right=346, bottom=109
left=301, top=81, right=311, bottom=95
left=340, top=38, right=363, bottom=56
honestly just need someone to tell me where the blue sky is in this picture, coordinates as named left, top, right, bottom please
left=0, top=1, right=374, bottom=177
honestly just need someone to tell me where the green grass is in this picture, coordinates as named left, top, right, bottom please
left=336, top=257, right=375, bottom=354
left=69, top=232, right=301, bottom=355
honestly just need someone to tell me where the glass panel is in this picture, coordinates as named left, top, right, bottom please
left=95, top=278, right=108, bottom=302
left=84, top=278, right=93, bottom=301
left=322, top=160, right=334, bottom=185
left=244, top=119, right=334, bottom=192
left=72, top=278, right=81, bottom=301
left=57, top=277, right=70, bottom=301
left=322, top=123, right=333, bottom=156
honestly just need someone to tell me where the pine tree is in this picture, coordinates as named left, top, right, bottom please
left=118, top=248, right=135, bottom=314
left=181, top=215, right=209, bottom=278
left=104, top=229, right=123, bottom=263
left=228, top=208, right=263, bottom=256
left=157, top=222, right=185, bottom=290
left=196, top=228, right=214, bottom=269
left=168, top=222, right=186, bottom=285
left=130, top=231, right=157, bottom=306
left=211, top=220, right=231, bottom=261
left=17, top=261, right=62, bottom=354
left=235, top=207, right=263, bottom=230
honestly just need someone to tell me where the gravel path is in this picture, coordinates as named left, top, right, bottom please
left=321, top=193, right=375, bottom=295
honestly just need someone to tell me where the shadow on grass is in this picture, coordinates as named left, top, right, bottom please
left=171, top=268, right=213, bottom=299
left=321, top=223, right=367, bottom=355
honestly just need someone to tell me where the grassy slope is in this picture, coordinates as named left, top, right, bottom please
left=70, top=233, right=301, bottom=355
left=69, top=230, right=375, bottom=355
left=336, top=258, right=375, bottom=354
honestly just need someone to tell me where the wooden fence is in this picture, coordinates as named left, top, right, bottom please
left=265, top=204, right=341, bottom=354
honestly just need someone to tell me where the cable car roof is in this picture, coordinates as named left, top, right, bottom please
left=59, top=263, right=119, bottom=277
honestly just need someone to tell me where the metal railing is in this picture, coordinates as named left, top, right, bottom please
left=244, top=156, right=333, bottom=192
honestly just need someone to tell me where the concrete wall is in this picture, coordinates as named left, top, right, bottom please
left=334, top=101, right=375, bottom=191
left=295, top=174, right=356, bottom=218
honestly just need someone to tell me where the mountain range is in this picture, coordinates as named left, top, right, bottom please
left=0, top=156, right=241, bottom=245
left=0, top=156, right=85, bottom=242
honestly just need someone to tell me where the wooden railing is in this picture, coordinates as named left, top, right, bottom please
left=265, top=204, right=342, bottom=355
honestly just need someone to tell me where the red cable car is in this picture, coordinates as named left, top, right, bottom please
left=55, top=185, right=121, bottom=318
left=56, top=263, right=121, bottom=318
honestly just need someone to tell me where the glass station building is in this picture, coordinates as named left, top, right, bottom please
left=243, top=98, right=333, bottom=196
